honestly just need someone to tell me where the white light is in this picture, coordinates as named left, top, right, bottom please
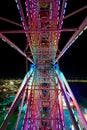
left=84, top=26, right=87, bottom=30
left=59, top=0, right=60, bottom=5
left=9, top=80, right=14, bottom=85
left=10, top=45, right=13, bottom=48
left=27, top=13, right=28, bottom=17
left=71, top=125, right=75, bottom=130
left=2, top=38, right=6, bottom=42
left=84, top=113, right=87, bottom=121
left=71, top=39, right=75, bottom=43
left=72, top=108, right=74, bottom=113
left=63, top=9, right=66, bottom=15
left=15, top=0, right=18, bottom=3
left=74, top=115, right=78, bottom=121
left=17, top=4, right=19, bottom=10
left=58, top=6, right=60, bottom=10
left=78, top=124, right=82, bottom=130
left=26, top=7, right=28, bottom=12
left=75, top=35, right=79, bottom=40
left=22, top=22, right=24, bottom=26
left=25, top=2, right=27, bottom=6
left=79, top=30, right=83, bottom=36
left=61, top=21, right=63, bottom=25
left=20, top=17, right=22, bottom=21
left=64, top=2, right=67, bottom=8
left=63, top=15, right=64, bottom=18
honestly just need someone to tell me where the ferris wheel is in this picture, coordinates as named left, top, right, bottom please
left=0, top=0, right=87, bottom=130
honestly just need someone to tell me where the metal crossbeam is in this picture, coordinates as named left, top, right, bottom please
left=55, top=17, right=87, bottom=62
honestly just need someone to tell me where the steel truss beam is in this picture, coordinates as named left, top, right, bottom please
left=0, top=28, right=77, bottom=34
left=64, top=5, right=87, bottom=19
left=56, top=17, right=87, bottom=63
left=57, top=74, right=79, bottom=130
left=15, top=89, right=26, bottom=130
left=0, top=17, right=23, bottom=27
left=0, top=68, right=34, bottom=130
left=0, top=33, right=34, bottom=64
left=57, top=0, right=67, bottom=42
left=55, top=64, right=87, bottom=129
left=59, top=71, right=87, bottom=129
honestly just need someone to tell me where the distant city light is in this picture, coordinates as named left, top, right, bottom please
left=9, top=81, right=14, bottom=85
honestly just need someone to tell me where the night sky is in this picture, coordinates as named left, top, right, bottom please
left=0, top=0, right=87, bottom=79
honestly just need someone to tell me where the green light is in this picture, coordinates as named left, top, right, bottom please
left=42, top=113, right=45, bottom=117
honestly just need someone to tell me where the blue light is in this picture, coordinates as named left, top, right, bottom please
left=71, top=39, right=75, bottom=43
left=64, top=2, right=67, bottom=8
left=15, top=0, right=18, bottom=3
left=63, top=9, right=65, bottom=14
left=20, top=16, right=22, bottom=21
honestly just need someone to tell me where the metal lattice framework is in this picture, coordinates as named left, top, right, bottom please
left=0, top=0, right=87, bottom=130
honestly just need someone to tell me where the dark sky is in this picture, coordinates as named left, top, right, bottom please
left=0, top=0, right=87, bottom=79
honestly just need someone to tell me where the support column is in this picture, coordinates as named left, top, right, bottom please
left=0, top=68, right=34, bottom=130
left=15, top=89, right=26, bottom=130
left=58, top=76, right=79, bottom=130
left=59, top=71, right=87, bottom=129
